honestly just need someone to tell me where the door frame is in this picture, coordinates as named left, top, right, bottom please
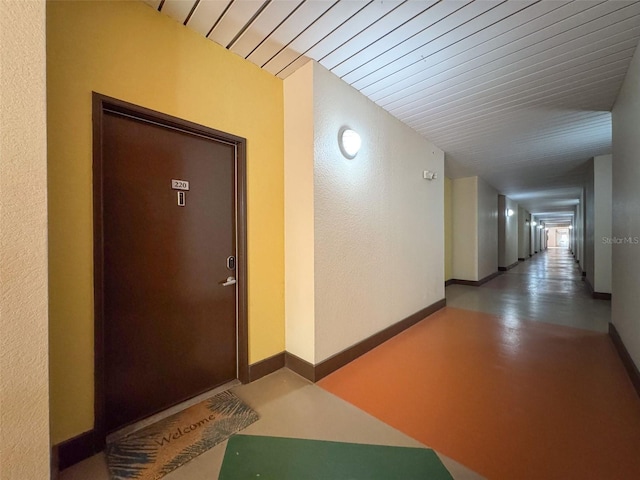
left=92, top=92, right=249, bottom=448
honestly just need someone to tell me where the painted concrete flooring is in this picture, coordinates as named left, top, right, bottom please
left=61, top=248, right=638, bottom=480
left=60, top=370, right=482, bottom=480
left=320, top=249, right=640, bottom=479
left=446, top=247, right=611, bottom=332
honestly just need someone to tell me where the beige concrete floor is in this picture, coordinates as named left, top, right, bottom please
left=60, top=369, right=483, bottom=479
left=446, top=247, right=610, bottom=332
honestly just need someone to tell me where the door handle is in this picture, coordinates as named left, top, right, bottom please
left=222, top=276, right=236, bottom=287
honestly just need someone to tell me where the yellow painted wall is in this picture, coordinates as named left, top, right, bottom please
left=47, top=0, right=284, bottom=443
left=444, top=176, right=453, bottom=281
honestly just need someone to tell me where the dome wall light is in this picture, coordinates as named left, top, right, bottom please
left=506, top=208, right=514, bottom=217
left=531, top=221, right=537, bottom=226
left=569, top=225, right=574, bottom=229
left=339, top=127, right=361, bottom=159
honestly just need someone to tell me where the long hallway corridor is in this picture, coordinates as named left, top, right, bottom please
left=446, top=248, right=611, bottom=332
left=320, top=250, right=640, bottom=479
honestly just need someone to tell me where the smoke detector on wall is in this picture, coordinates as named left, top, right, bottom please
left=423, top=170, right=437, bottom=180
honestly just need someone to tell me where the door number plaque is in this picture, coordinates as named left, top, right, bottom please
left=171, top=179, right=190, bottom=191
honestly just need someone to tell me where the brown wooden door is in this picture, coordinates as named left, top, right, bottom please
left=101, top=110, right=237, bottom=433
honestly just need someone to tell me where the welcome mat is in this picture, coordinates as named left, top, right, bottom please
left=219, top=435, right=454, bottom=479
left=105, top=391, right=258, bottom=480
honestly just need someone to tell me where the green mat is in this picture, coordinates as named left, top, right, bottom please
left=219, top=435, right=454, bottom=479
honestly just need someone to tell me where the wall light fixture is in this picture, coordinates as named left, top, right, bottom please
left=339, top=127, right=361, bottom=159
left=506, top=208, right=514, bottom=217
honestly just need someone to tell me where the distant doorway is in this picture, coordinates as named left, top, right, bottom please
left=547, top=227, right=569, bottom=248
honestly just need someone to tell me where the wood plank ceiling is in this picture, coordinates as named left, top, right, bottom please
left=145, top=0, right=640, bottom=220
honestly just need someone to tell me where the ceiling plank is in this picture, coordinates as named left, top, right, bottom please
left=332, top=0, right=473, bottom=79
left=262, top=0, right=367, bottom=75
left=387, top=30, right=640, bottom=120
left=142, top=0, right=162, bottom=10
left=300, top=1, right=403, bottom=65
left=161, top=0, right=197, bottom=24
left=320, top=0, right=438, bottom=71
left=208, top=0, right=269, bottom=48
left=229, top=0, right=303, bottom=58
left=186, top=0, right=231, bottom=36
left=373, top=3, right=640, bottom=114
left=342, top=0, right=498, bottom=86
left=246, top=1, right=336, bottom=68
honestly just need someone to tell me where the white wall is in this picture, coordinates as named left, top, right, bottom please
left=444, top=176, right=453, bottom=281
left=594, top=155, right=612, bottom=294
left=0, top=0, right=51, bottom=477
left=284, top=62, right=315, bottom=363
left=571, top=207, right=577, bottom=256
left=452, top=177, right=478, bottom=281
left=575, top=190, right=585, bottom=268
left=498, top=195, right=519, bottom=268
left=312, top=63, right=445, bottom=363
left=585, top=159, right=595, bottom=283
left=612, top=43, right=640, bottom=368
left=477, top=177, right=499, bottom=280
left=518, top=207, right=531, bottom=259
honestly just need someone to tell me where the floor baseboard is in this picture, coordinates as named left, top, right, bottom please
left=609, top=323, right=640, bottom=398
left=55, top=429, right=96, bottom=472
left=60, top=300, right=448, bottom=470
left=249, top=352, right=285, bottom=382
left=448, top=271, right=501, bottom=287
left=498, top=261, right=519, bottom=272
left=285, top=299, right=447, bottom=382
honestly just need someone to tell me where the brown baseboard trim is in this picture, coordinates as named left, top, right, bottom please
left=56, top=353, right=287, bottom=472
left=285, top=299, right=447, bottom=383
left=593, top=291, right=612, bottom=300
left=314, top=299, right=447, bottom=381
left=581, top=271, right=586, bottom=277
left=584, top=276, right=612, bottom=300
left=609, top=323, right=640, bottom=398
left=448, top=271, right=501, bottom=287
left=518, top=257, right=526, bottom=262
left=444, top=279, right=455, bottom=286
left=51, top=445, right=59, bottom=480
left=55, top=430, right=96, bottom=471
left=249, top=351, right=285, bottom=382
left=498, top=261, right=519, bottom=272
left=285, top=352, right=315, bottom=382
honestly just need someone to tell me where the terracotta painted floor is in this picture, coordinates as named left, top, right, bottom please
left=320, top=250, right=640, bottom=480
